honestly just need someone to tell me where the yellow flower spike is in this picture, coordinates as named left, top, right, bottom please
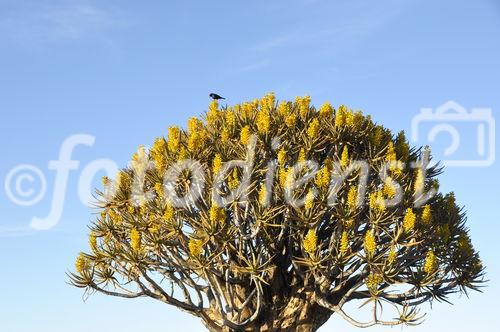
left=167, top=126, right=181, bottom=152
left=424, top=250, right=438, bottom=274
left=89, top=233, right=98, bottom=253
left=421, top=204, right=432, bottom=224
left=335, top=105, right=347, bottom=127
left=163, top=203, right=174, bottom=221
left=256, top=110, right=271, bottom=134
left=366, top=273, right=383, bottom=293
left=364, top=229, right=377, bottom=258
left=383, top=178, right=397, bottom=198
left=277, top=148, right=287, bottom=165
left=108, top=209, right=123, bottom=225
left=225, top=109, right=236, bottom=128
left=296, top=96, right=311, bottom=120
left=277, top=101, right=291, bottom=117
left=304, top=188, right=315, bottom=210
left=298, top=148, right=307, bottom=163
left=340, top=145, right=349, bottom=168
left=414, top=168, right=425, bottom=195
left=261, top=92, right=275, bottom=111
left=279, top=167, right=289, bottom=189
left=386, top=141, right=397, bottom=162
left=187, top=117, right=203, bottom=133
left=395, top=131, right=410, bottom=161
left=228, top=168, right=239, bottom=190
left=319, top=102, right=333, bottom=118
left=212, top=154, right=223, bottom=175
left=187, top=131, right=204, bottom=152
left=207, top=100, right=220, bottom=126
left=340, top=231, right=349, bottom=256
left=324, top=157, right=334, bottom=171
left=387, top=246, right=397, bottom=265
left=307, top=118, right=320, bottom=139
left=347, top=186, right=358, bottom=211
left=188, top=238, right=204, bottom=257
left=75, top=253, right=88, bottom=274
left=154, top=182, right=164, bottom=198
left=209, top=205, right=226, bottom=225
left=240, top=125, right=252, bottom=145
left=130, top=228, right=142, bottom=252
left=258, top=183, right=268, bottom=206
left=314, top=167, right=330, bottom=188
left=151, top=138, right=167, bottom=172
left=285, top=113, right=297, bottom=127
left=369, top=191, right=386, bottom=214
left=403, top=208, right=416, bottom=232
left=303, top=229, right=318, bottom=255
left=440, top=224, right=451, bottom=244
left=221, top=127, right=230, bottom=143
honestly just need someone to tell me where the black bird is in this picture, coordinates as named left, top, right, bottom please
left=209, top=93, right=225, bottom=100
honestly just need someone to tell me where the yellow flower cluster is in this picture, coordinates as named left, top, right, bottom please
left=108, top=209, right=123, bottom=224
left=221, top=127, right=230, bottom=143
left=154, top=182, right=164, bottom=198
left=228, top=168, right=239, bottom=190
left=364, top=229, right=377, bottom=258
left=421, top=204, right=432, bottom=224
left=387, top=246, right=397, bottom=265
left=130, top=228, right=142, bottom=252
left=296, top=95, right=311, bottom=120
left=285, top=113, right=297, bottom=127
left=335, top=105, right=348, bottom=127
left=89, top=233, right=98, bottom=253
left=277, top=148, right=287, bottom=165
left=151, top=137, right=167, bottom=173
left=304, top=189, right=315, bottom=210
left=256, top=109, right=271, bottom=134
left=307, top=118, right=320, bottom=139
left=403, top=208, right=416, bottom=232
left=225, top=109, right=236, bottom=128
left=240, top=125, right=252, bottom=145
left=303, top=229, right=317, bottom=255
left=167, top=126, right=181, bottom=152
left=298, top=148, right=307, bottom=163
left=318, top=102, right=333, bottom=118
left=366, top=272, right=383, bottom=293
left=212, top=154, right=223, bottom=175
left=260, top=92, right=275, bottom=112
left=258, top=184, right=268, bottom=206
left=347, top=186, right=358, bottom=212
left=423, top=250, right=438, bottom=274
left=395, top=131, right=410, bottom=161
left=163, top=203, right=174, bottom=221
left=314, top=166, right=330, bottom=188
left=207, top=101, right=220, bottom=126
left=339, top=231, right=349, bottom=256
left=414, top=168, right=425, bottom=195
left=188, top=238, right=204, bottom=257
left=209, top=205, right=226, bottom=225
left=457, top=234, right=473, bottom=256
left=277, top=101, right=291, bottom=117
left=75, top=253, right=88, bottom=274
left=383, top=178, right=397, bottom=198
left=369, top=191, right=386, bottom=214
left=340, top=146, right=349, bottom=168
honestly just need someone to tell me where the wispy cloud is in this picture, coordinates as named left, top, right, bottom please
left=0, top=2, right=115, bottom=46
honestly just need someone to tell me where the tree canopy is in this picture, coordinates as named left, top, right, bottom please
left=70, top=93, right=484, bottom=332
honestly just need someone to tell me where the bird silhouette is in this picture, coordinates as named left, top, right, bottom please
left=209, top=93, right=225, bottom=100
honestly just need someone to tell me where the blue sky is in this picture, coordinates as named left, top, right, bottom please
left=0, top=0, right=499, bottom=331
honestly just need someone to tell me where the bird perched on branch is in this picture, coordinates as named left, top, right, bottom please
left=209, top=93, right=225, bottom=100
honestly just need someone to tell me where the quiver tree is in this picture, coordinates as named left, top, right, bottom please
left=70, top=93, right=484, bottom=332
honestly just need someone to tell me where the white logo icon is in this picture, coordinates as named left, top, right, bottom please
left=411, top=101, right=495, bottom=167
